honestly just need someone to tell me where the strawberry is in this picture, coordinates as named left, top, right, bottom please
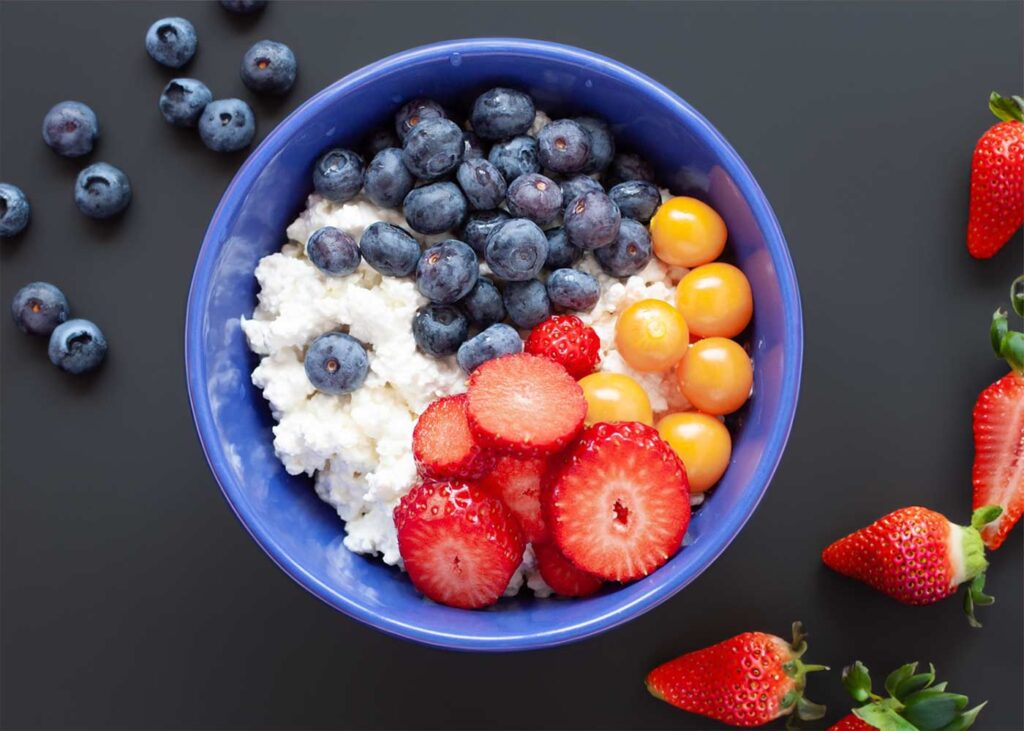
left=830, top=660, right=986, bottom=731
left=533, top=541, right=603, bottom=597
left=524, top=314, right=601, bottom=379
left=972, top=305, right=1024, bottom=549
left=466, top=353, right=587, bottom=455
left=413, top=394, right=495, bottom=480
left=478, top=454, right=549, bottom=543
left=967, top=92, right=1024, bottom=259
left=544, top=421, right=690, bottom=581
left=394, top=481, right=524, bottom=609
left=822, top=505, right=1002, bottom=626
left=646, top=622, right=827, bottom=727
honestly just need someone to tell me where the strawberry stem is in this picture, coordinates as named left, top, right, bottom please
left=990, top=310, right=1024, bottom=373
left=989, top=91, right=1024, bottom=122
left=1012, top=274, right=1024, bottom=318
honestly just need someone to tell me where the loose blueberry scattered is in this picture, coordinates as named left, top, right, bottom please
left=363, top=147, right=414, bottom=208
left=594, top=217, right=653, bottom=276
left=503, top=279, right=551, bottom=328
left=220, top=0, right=268, bottom=13
left=487, top=135, right=540, bottom=183
left=11, top=282, right=69, bottom=336
left=412, top=304, right=469, bottom=357
left=306, top=226, right=361, bottom=277
left=484, top=217, right=548, bottom=281
left=546, top=268, right=600, bottom=312
left=609, top=180, right=661, bottom=224
left=145, top=17, right=197, bottom=69
left=0, top=183, right=31, bottom=237
left=74, top=163, right=132, bottom=219
left=564, top=190, right=621, bottom=249
left=459, top=277, right=505, bottom=327
left=456, top=323, right=522, bottom=373
left=537, top=119, right=591, bottom=174
left=506, top=173, right=562, bottom=226
left=304, top=332, right=369, bottom=395
left=456, top=158, right=507, bottom=211
left=543, top=226, right=583, bottom=270
left=240, top=39, right=297, bottom=95
left=198, top=98, right=256, bottom=152
left=416, top=240, right=479, bottom=304
left=470, top=87, right=535, bottom=141
left=402, top=118, right=464, bottom=180
left=359, top=222, right=420, bottom=277
left=558, top=174, right=604, bottom=205
left=395, top=98, right=446, bottom=143
left=41, top=101, right=98, bottom=158
left=312, top=148, right=364, bottom=202
left=48, top=319, right=107, bottom=374
left=403, top=181, right=467, bottom=235
left=575, top=116, right=615, bottom=173
left=460, top=209, right=510, bottom=255
left=158, top=78, right=213, bottom=127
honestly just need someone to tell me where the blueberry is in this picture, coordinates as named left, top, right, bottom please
left=74, top=163, right=131, bottom=219
left=558, top=174, right=604, bottom=205
left=546, top=268, right=600, bottom=312
left=306, top=226, right=361, bottom=277
left=41, top=101, right=98, bottom=158
left=564, top=190, right=621, bottom=250
left=395, top=98, right=446, bottom=143
left=506, top=173, right=562, bottom=225
left=457, top=323, right=523, bottom=373
left=460, top=209, right=510, bottom=255
left=363, top=148, right=414, bottom=208
left=220, top=0, right=267, bottom=12
left=304, top=332, right=368, bottom=395
left=485, top=218, right=548, bottom=282
left=416, top=240, right=479, bottom=304
left=503, top=279, right=551, bottom=328
left=0, top=183, right=30, bottom=237
left=608, top=152, right=655, bottom=186
left=402, top=118, right=464, bottom=181
left=594, top=218, right=653, bottom=277
left=312, top=148, right=364, bottom=202
left=609, top=180, right=661, bottom=224
left=198, top=99, right=256, bottom=153
left=145, top=17, right=197, bottom=68
left=412, top=304, right=469, bottom=357
left=537, top=119, right=591, bottom=174
left=543, top=227, right=583, bottom=270
left=365, top=128, right=400, bottom=158
left=241, top=40, right=297, bottom=95
left=158, top=78, right=212, bottom=127
left=470, top=88, right=535, bottom=141
left=359, top=222, right=420, bottom=277
left=11, top=282, right=68, bottom=336
left=459, top=277, right=505, bottom=326
left=488, top=135, right=539, bottom=183
left=403, top=182, right=467, bottom=235
left=456, top=158, right=507, bottom=210
left=48, top=319, right=107, bottom=374
left=575, top=117, right=615, bottom=173
left=462, top=131, right=486, bottom=160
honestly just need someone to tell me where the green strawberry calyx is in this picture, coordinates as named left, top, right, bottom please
left=961, top=506, right=1002, bottom=628
left=779, top=622, right=829, bottom=729
left=841, top=660, right=987, bottom=731
left=988, top=92, right=1024, bottom=123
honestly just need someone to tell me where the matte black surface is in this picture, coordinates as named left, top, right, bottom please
left=2, top=2, right=1022, bottom=729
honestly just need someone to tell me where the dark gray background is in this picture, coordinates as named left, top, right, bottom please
left=2, top=1, right=1022, bottom=729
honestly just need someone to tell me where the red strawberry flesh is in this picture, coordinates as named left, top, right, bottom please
left=972, top=371, right=1024, bottom=549
left=479, top=454, right=549, bottom=543
left=533, top=541, right=603, bottom=597
left=413, top=394, right=494, bottom=480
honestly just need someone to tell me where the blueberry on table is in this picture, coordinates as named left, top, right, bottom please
left=363, top=148, right=414, bottom=208
left=564, top=190, right=621, bottom=250
left=359, top=221, right=420, bottom=277
left=488, top=135, right=540, bottom=184
left=459, top=277, right=505, bottom=327
left=558, top=174, right=604, bottom=206
left=403, top=181, right=467, bottom=235
left=395, top=98, right=446, bottom=143
left=609, top=180, right=661, bottom=224
left=457, top=323, right=523, bottom=373
left=48, top=319, right=107, bottom=374
left=145, top=17, right=197, bottom=68
left=312, top=148, right=364, bottom=202
left=575, top=116, right=615, bottom=173
left=503, top=279, right=551, bottom=329
left=462, top=131, right=486, bottom=160
left=304, top=332, right=368, bottom=395
left=74, top=163, right=131, bottom=219
left=484, top=218, right=548, bottom=281
left=11, top=282, right=68, bottom=336
left=241, top=40, right=297, bottom=95
left=607, top=152, right=655, bottom=186
left=460, top=209, right=510, bottom=255
left=220, top=0, right=267, bottom=13
left=456, top=158, right=507, bottom=211
left=546, top=268, right=600, bottom=312
left=412, top=304, right=469, bottom=357
left=0, top=183, right=30, bottom=237
left=537, top=119, right=591, bottom=175
left=416, top=240, right=479, bottom=304
left=306, top=226, right=361, bottom=277
left=41, top=101, right=98, bottom=158
left=158, top=78, right=212, bottom=127
left=402, top=118, right=464, bottom=181
left=364, top=128, right=400, bottom=158
left=595, top=218, right=653, bottom=277
left=470, top=88, right=535, bottom=141
left=506, top=173, right=563, bottom=226
left=543, top=227, right=583, bottom=270
left=198, top=99, right=256, bottom=153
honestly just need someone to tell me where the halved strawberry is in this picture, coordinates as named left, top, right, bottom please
left=413, top=394, right=495, bottom=480
left=466, top=353, right=587, bottom=455
left=533, top=542, right=603, bottom=597
left=545, top=421, right=691, bottom=582
left=394, top=481, right=524, bottom=609
left=972, top=370, right=1024, bottom=549
left=479, top=455, right=549, bottom=543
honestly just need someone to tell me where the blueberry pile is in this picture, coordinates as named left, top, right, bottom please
left=299, top=87, right=662, bottom=386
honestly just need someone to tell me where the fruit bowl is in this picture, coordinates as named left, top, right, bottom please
left=185, top=38, right=802, bottom=651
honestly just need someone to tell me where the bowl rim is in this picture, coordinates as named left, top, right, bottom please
left=185, top=37, right=803, bottom=652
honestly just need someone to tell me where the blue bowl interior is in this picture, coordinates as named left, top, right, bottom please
left=187, top=39, right=801, bottom=651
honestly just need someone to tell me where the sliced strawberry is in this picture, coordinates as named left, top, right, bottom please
left=972, top=370, right=1024, bottom=549
left=394, top=481, right=524, bottom=609
left=413, top=394, right=495, bottom=480
left=533, top=542, right=603, bottom=597
left=545, top=421, right=690, bottom=581
left=479, top=454, right=549, bottom=543
left=466, top=353, right=587, bottom=455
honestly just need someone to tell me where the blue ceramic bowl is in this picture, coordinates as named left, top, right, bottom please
left=186, top=38, right=802, bottom=651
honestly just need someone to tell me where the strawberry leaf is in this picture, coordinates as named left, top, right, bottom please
left=902, top=691, right=968, bottom=730
left=937, top=702, right=987, bottom=731
left=885, top=664, right=918, bottom=697
left=894, top=664, right=936, bottom=699
left=1011, top=275, right=1024, bottom=318
left=989, top=92, right=1024, bottom=122
left=854, top=703, right=918, bottom=731
left=843, top=661, right=873, bottom=703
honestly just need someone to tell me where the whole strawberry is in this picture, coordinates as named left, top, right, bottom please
left=647, top=622, right=827, bottom=727
left=822, top=505, right=1001, bottom=626
left=524, top=314, right=600, bottom=379
left=829, top=660, right=985, bottom=731
left=967, top=92, right=1024, bottom=259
